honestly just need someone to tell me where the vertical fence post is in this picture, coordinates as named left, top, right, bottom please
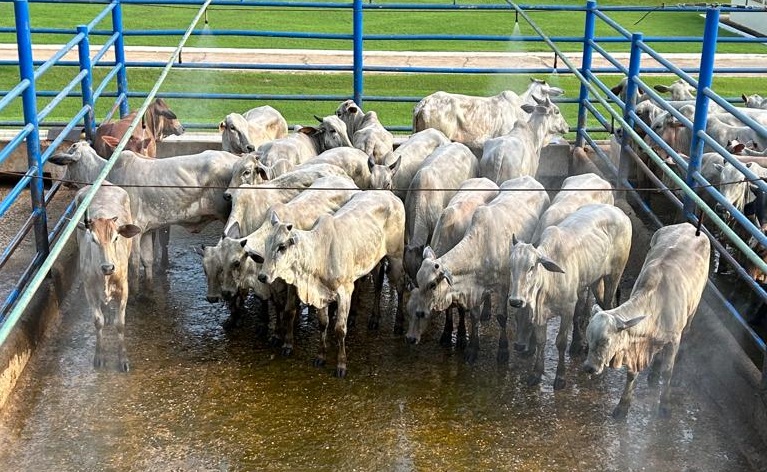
left=683, top=7, right=719, bottom=219
left=575, top=0, right=597, bottom=148
left=112, top=0, right=129, bottom=118
left=14, top=0, right=49, bottom=258
left=353, top=0, right=363, bottom=107
left=618, top=32, right=643, bottom=187
left=77, top=25, right=96, bottom=142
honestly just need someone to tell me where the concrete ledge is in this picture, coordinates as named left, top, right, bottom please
left=0, top=236, right=77, bottom=411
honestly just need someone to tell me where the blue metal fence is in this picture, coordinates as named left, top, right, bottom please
left=2, top=0, right=767, bottom=381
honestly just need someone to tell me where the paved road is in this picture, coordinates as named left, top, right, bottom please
left=1, top=44, right=766, bottom=75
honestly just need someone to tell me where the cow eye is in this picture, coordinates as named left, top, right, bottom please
left=277, top=244, right=287, bottom=253
left=243, top=169, right=251, bottom=176
left=232, top=260, right=240, bottom=269
left=428, top=281, right=437, bottom=290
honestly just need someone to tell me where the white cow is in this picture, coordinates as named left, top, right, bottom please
left=479, top=95, right=569, bottom=184
left=412, top=177, right=499, bottom=345
left=368, top=128, right=451, bottom=200
left=584, top=223, right=710, bottom=419
left=406, top=176, right=549, bottom=363
left=254, top=190, right=407, bottom=377
left=653, top=79, right=696, bottom=101
left=335, top=100, right=394, bottom=163
left=50, top=142, right=240, bottom=286
left=508, top=204, right=632, bottom=389
left=219, top=105, right=288, bottom=154
left=413, top=78, right=564, bottom=157
left=75, top=184, right=141, bottom=372
left=743, top=94, right=767, bottom=110
left=222, top=162, right=352, bottom=238
left=303, top=147, right=374, bottom=189
left=403, top=142, right=478, bottom=282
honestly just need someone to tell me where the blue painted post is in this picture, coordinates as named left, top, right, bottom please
left=14, top=0, right=49, bottom=257
left=575, top=0, right=597, bottom=148
left=353, top=0, right=363, bottom=107
left=77, top=25, right=96, bottom=142
left=619, top=33, right=643, bottom=186
left=683, top=7, right=719, bottom=219
left=112, top=0, right=129, bottom=118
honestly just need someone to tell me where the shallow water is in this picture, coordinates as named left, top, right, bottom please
left=0, top=223, right=755, bottom=471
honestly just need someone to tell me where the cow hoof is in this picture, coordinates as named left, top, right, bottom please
left=368, top=319, right=380, bottom=330
left=93, top=355, right=106, bottom=369
left=439, top=332, right=452, bottom=347
left=553, top=377, right=566, bottom=390
left=335, top=367, right=347, bottom=378
left=281, top=346, right=293, bottom=357
left=526, top=374, right=542, bottom=387
left=497, top=349, right=509, bottom=364
left=313, top=358, right=326, bottom=368
left=658, top=404, right=671, bottom=418
left=611, top=405, right=629, bottom=420
left=463, top=350, right=477, bottom=364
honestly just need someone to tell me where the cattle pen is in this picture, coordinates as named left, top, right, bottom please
left=2, top=0, right=767, bottom=469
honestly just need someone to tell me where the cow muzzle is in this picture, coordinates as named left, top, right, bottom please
left=583, top=362, right=601, bottom=375
left=508, top=298, right=526, bottom=309
left=221, top=290, right=235, bottom=301
left=245, top=144, right=256, bottom=153
left=223, top=191, right=232, bottom=202
left=405, top=335, right=420, bottom=345
left=100, top=263, right=115, bottom=276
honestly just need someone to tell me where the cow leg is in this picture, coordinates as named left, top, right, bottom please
left=464, top=306, right=481, bottom=364
left=157, top=226, right=171, bottom=269
left=139, top=232, right=154, bottom=287
left=369, top=265, right=385, bottom=330
left=128, top=239, right=140, bottom=293
left=440, top=308, right=453, bottom=346
left=658, top=342, right=681, bottom=418
left=334, top=285, right=353, bottom=378
left=314, top=306, right=329, bottom=368
left=117, top=284, right=130, bottom=372
left=613, top=369, right=638, bottom=419
left=91, top=297, right=107, bottom=369
left=496, top=295, right=510, bottom=364
left=570, top=291, right=591, bottom=357
left=527, top=323, right=547, bottom=387
left=386, top=256, right=407, bottom=335
left=456, top=306, right=467, bottom=349
left=554, top=310, right=574, bottom=390
left=513, top=307, right=535, bottom=358
left=281, top=287, right=299, bottom=357
left=269, top=289, right=287, bottom=347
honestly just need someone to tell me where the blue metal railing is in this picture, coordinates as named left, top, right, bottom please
left=2, top=0, right=767, bottom=382
left=0, top=0, right=128, bottom=321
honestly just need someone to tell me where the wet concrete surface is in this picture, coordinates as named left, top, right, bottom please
left=0, top=220, right=760, bottom=471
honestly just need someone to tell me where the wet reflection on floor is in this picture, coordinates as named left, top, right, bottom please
left=0, top=224, right=754, bottom=471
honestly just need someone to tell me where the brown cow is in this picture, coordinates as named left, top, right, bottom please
left=93, top=98, right=184, bottom=159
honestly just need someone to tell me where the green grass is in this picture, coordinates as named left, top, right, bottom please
left=3, top=66, right=766, bottom=140
left=0, top=0, right=756, bottom=54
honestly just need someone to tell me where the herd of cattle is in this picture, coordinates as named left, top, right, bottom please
left=53, top=77, right=767, bottom=419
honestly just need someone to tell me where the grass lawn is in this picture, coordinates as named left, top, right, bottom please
left=0, top=0, right=758, bottom=54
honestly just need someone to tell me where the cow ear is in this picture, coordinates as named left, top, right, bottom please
left=256, top=163, right=270, bottom=182
left=225, top=221, right=241, bottom=239
left=246, top=248, right=265, bottom=264
left=314, top=114, right=323, bottom=123
left=76, top=221, right=86, bottom=231
left=367, top=156, right=376, bottom=172
left=218, top=121, right=226, bottom=132
left=442, top=267, right=454, bottom=286
left=733, top=143, right=746, bottom=155
left=617, top=315, right=646, bottom=331
left=423, top=245, right=436, bottom=260
left=111, top=216, right=119, bottom=223
left=654, top=84, right=670, bottom=93
left=512, top=233, right=519, bottom=246
left=538, top=255, right=565, bottom=273
left=591, top=303, right=602, bottom=316
left=298, top=126, right=317, bottom=136
left=101, top=135, right=120, bottom=148
left=389, top=155, right=402, bottom=173
left=521, top=104, right=535, bottom=114
left=348, top=105, right=359, bottom=114
left=742, top=94, right=748, bottom=103
left=610, top=84, right=624, bottom=95
left=270, top=211, right=281, bottom=226
left=117, top=224, right=142, bottom=239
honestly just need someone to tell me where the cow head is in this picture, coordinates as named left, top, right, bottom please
left=742, top=93, right=765, bottom=109
left=405, top=246, right=454, bottom=345
left=228, top=153, right=262, bottom=189
left=507, top=236, right=564, bottom=350
left=368, top=154, right=400, bottom=191
left=219, top=237, right=251, bottom=301
left=49, top=142, right=106, bottom=185
left=526, top=77, right=565, bottom=99
left=147, top=98, right=185, bottom=138
left=583, top=306, right=645, bottom=375
left=78, top=215, right=140, bottom=277
left=199, top=241, right=225, bottom=303
left=522, top=95, right=570, bottom=142
left=654, top=79, right=696, bottom=101
left=220, top=113, right=257, bottom=154
left=255, top=212, right=299, bottom=286
left=299, top=115, right=353, bottom=152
